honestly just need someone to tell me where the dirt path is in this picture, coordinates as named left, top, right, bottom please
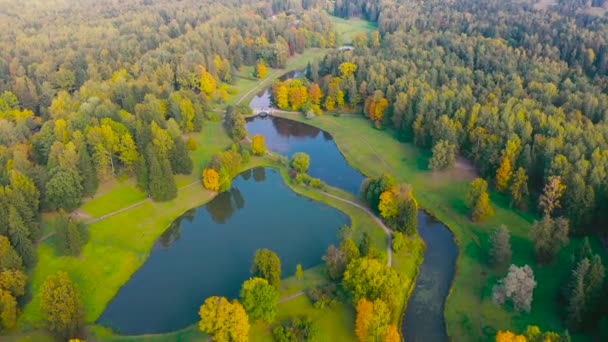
left=38, top=181, right=202, bottom=243
left=314, top=190, right=393, bottom=267
left=278, top=291, right=305, bottom=303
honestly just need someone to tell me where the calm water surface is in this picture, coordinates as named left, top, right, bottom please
left=246, top=116, right=365, bottom=194
left=402, top=212, right=457, bottom=342
left=98, top=167, right=348, bottom=334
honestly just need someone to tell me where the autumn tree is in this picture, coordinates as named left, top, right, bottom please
left=492, top=264, right=537, bottom=312
left=472, top=192, right=494, bottom=222
left=364, top=90, right=389, bottom=126
left=296, top=264, right=303, bottom=280
left=41, top=272, right=85, bottom=339
left=251, top=135, right=266, bottom=156
left=198, top=296, right=249, bottom=342
left=255, top=61, right=267, bottom=79
left=466, top=178, right=494, bottom=222
left=343, top=257, right=403, bottom=309
left=339, top=62, right=357, bottom=78
left=361, top=174, right=396, bottom=213
left=384, top=325, right=401, bottom=342
left=308, top=83, right=323, bottom=105
left=509, top=167, right=528, bottom=209
left=529, top=216, right=569, bottom=264
left=0, top=236, right=22, bottom=271
left=291, top=152, right=310, bottom=173
left=251, top=249, right=281, bottom=289
left=539, top=176, right=566, bottom=217
left=495, top=156, right=513, bottom=192
left=186, top=137, right=197, bottom=151
left=489, top=225, right=512, bottom=267
left=203, top=168, right=220, bottom=191
left=200, top=68, right=217, bottom=96
left=240, top=277, right=279, bottom=323
left=495, top=330, right=527, bottom=342
left=378, top=189, right=399, bottom=219
left=355, top=298, right=392, bottom=342
left=429, top=140, right=456, bottom=171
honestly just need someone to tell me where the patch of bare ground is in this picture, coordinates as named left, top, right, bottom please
left=430, top=156, right=478, bottom=183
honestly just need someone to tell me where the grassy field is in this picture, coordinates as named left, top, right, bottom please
left=19, top=121, right=235, bottom=329
left=272, top=112, right=603, bottom=341
left=331, top=16, right=377, bottom=45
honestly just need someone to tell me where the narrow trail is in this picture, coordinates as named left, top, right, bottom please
left=315, top=190, right=393, bottom=267
left=38, top=180, right=202, bottom=243
left=279, top=291, right=305, bottom=303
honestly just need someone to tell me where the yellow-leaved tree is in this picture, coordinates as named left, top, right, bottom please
left=495, top=156, right=513, bottom=192
left=251, top=135, right=266, bottom=155
left=378, top=189, right=398, bottom=219
left=255, top=61, right=267, bottom=79
left=199, top=296, right=249, bottom=342
left=495, top=330, right=527, bottom=342
left=200, top=67, right=217, bottom=96
left=202, top=168, right=220, bottom=191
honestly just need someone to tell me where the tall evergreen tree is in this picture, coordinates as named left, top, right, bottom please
left=7, top=207, right=36, bottom=268
left=134, top=156, right=148, bottom=193
left=78, top=142, right=98, bottom=196
left=44, top=168, right=83, bottom=211
left=169, top=136, right=193, bottom=175
left=489, top=225, right=512, bottom=267
left=145, top=144, right=177, bottom=201
left=54, top=211, right=86, bottom=257
left=566, top=258, right=590, bottom=329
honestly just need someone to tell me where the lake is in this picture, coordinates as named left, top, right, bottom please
left=246, top=116, right=366, bottom=194
left=97, top=167, right=349, bottom=334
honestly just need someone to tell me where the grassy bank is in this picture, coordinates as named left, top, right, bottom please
left=271, top=112, right=602, bottom=340
left=89, top=159, right=423, bottom=342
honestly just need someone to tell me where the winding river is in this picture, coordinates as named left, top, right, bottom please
left=99, top=70, right=457, bottom=339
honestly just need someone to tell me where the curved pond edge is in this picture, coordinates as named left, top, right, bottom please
left=91, top=158, right=397, bottom=338
left=269, top=111, right=460, bottom=339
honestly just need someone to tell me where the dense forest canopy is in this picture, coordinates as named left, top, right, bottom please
left=0, top=0, right=336, bottom=334
left=313, top=0, right=608, bottom=234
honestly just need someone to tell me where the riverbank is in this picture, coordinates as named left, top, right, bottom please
left=270, top=112, right=601, bottom=340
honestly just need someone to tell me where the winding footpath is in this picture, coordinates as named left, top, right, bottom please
left=38, top=180, right=202, bottom=243
left=315, top=190, right=393, bottom=267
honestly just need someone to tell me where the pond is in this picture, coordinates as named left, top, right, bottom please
left=401, top=211, right=457, bottom=342
left=246, top=84, right=457, bottom=342
left=97, top=167, right=349, bottom=334
left=246, top=116, right=365, bottom=194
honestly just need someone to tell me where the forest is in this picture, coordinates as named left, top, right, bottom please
left=311, top=0, right=608, bottom=338
left=0, top=0, right=338, bottom=338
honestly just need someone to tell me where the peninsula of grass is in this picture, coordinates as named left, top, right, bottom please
left=271, top=112, right=604, bottom=340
